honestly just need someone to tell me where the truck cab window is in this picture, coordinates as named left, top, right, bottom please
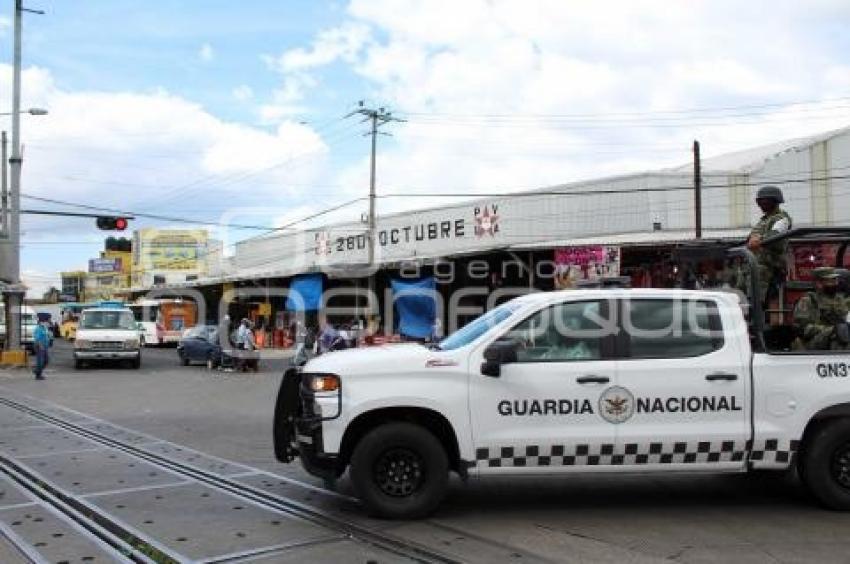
left=624, top=299, right=723, bottom=359
left=503, top=301, right=607, bottom=362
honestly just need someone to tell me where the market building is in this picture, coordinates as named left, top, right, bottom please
left=134, top=125, right=850, bottom=344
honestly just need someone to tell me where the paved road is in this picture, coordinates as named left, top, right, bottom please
left=2, top=340, right=850, bottom=563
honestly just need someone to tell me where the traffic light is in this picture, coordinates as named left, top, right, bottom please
left=96, top=216, right=129, bottom=231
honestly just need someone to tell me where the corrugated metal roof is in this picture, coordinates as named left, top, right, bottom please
left=668, top=125, right=850, bottom=174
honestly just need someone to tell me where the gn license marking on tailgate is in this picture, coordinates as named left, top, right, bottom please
left=817, top=363, right=849, bottom=378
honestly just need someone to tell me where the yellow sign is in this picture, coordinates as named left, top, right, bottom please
left=257, top=303, right=272, bottom=316
left=136, top=229, right=207, bottom=271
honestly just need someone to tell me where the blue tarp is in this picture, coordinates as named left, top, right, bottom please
left=286, top=274, right=323, bottom=311
left=391, top=277, right=437, bottom=339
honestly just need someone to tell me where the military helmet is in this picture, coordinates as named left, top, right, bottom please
left=756, top=185, right=784, bottom=203
left=811, top=266, right=839, bottom=280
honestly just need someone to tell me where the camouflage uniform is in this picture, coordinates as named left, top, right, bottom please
left=793, top=268, right=850, bottom=351
left=749, top=207, right=792, bottom=304
left=837, top=268, right=850, bottom=308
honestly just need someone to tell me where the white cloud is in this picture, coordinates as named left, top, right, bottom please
left=301, top=0, right=850, bottom=218
left=258, top=22, right=372, bottom=121
left=21, top=269, right=59, bottom=299
left=199, top=43, right=214, bottom=62
left=1, top=64, right=331, bottom=280
left=257, top=73, right=317, bottom=123
left=232, top=85, right=254, bottom=101
left=268, top=23, right=371, bottom=73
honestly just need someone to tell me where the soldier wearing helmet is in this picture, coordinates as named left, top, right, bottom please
left=792, top=267, right=850, bottom=351
left=746, top=185, right=792, bottom=305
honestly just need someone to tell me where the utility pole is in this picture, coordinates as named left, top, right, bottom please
left=3, top=0, right=43, bottom=352
left=693, top=139, right=702, bottom=240
left=345, top=102, right=404, bottom=306
left=1, top=131, right=6, bottom=236
left=4, top=0, right=25, bottom=351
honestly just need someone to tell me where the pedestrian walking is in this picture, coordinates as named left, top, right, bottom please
left=32, top=320, right=51, bottom=380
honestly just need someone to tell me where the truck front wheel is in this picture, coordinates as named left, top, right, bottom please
left=349, top=422, right=448, bottom=519
left=802, top=419, right=850, bottom=510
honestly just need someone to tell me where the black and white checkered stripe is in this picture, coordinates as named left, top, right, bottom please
left=749, top=438, right=800, bottom=468
left=475, top=439, right=798, bottom=468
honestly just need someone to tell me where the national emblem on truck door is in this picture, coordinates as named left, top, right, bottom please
left=599, top=386, right=635, bottom=424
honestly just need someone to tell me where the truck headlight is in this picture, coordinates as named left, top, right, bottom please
left=75, top=339, right=92, bottom=349
left=124, top=339, right=139, bottom=349
left=308, top=374, right=340, bottom=392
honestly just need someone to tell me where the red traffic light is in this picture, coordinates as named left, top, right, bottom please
left=96, top=216, right=130, bottom=231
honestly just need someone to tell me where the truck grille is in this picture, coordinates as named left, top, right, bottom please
left=92, top=341, right=122, bottom=350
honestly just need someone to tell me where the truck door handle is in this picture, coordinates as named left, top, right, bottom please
left=576, top=375, right=610, bottom=384
left=705, top=373, right=738, bottom=381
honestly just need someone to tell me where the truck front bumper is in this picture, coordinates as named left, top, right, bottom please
left=74, top=350, right=140, bottom=360
left=295, top=417, right=340, bottom=480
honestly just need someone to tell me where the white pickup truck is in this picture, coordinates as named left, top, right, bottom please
left=274, top=233, right=850, bottom=519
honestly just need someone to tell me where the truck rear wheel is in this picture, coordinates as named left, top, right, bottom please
left=350, top=422, right=448, bottom=519
left=802, top=419, right=850, bottom=510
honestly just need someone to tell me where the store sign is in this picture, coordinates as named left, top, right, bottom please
left=313, top=204, right=501, bottom=257
left=139, top=229, right=207, bottom=270
left=89, top=258, right=122, bottom=273
left=554, top=246, right=620, bottom=289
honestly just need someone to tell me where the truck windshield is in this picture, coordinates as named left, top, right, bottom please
left=80, top=311, right=137, bottom=330
left=438, top=303, right=520, bottom=351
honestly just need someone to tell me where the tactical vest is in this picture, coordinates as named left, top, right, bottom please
left=805, top=291, right=849, bottom=326
left=751, top=208, right=792, bottom=272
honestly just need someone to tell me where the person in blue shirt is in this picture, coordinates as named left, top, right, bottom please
left=317, top=320, right=340, bottom=354
left=33, top=321, right=51, bottom=380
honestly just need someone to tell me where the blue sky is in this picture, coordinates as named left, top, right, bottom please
left=26, top=1, right=342, bottom=120
left=3, top=0, right=850, bottom=295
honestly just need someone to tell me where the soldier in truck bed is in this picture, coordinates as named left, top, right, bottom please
left=793, top=267, right=850, bottom=351
left=837, top=268, right=850, bottom=302
left=746, top=185, right=792, bottom=306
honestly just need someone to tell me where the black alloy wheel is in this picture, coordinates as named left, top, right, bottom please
left=374, top=447, right=425, bottom=498
left=349, top=422, right=449, bottom=519
left=802, top=419, right=850, bottom=510
left=831, top=440, right=850, bottom=491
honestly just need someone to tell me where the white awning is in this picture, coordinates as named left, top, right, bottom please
left=509, top=229, right=750, bottom=250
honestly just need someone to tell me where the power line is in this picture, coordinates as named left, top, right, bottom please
left=371, top=172, right=850, bottom=200
left=138, top=117, right=358, bottom=211
left=399, top=95, right=850, bottom=119
left=403, top=113, right=850, bottom=130
left=19, top=192, right=369, bottom=237
left=20, top=194, right=276, bottom=231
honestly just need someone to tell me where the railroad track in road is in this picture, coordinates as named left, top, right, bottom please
left=0, top=395, right=462, bottom=564
left=0, top=453, right=151, bottom=563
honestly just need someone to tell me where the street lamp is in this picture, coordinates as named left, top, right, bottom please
left=0, top=2, right=48, bottom=355
left=0, top=107, right=48, bottom=116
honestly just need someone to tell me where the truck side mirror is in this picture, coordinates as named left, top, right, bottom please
left=481, top=339, right=519, bottom=377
